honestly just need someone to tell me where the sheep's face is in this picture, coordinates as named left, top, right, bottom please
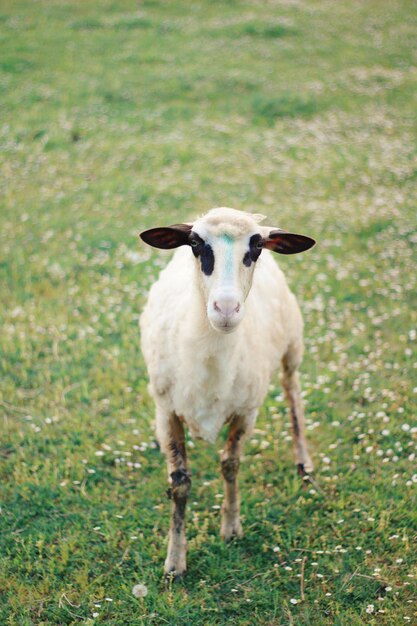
left=140, top=208, right=315, bottom=334
left=187, top=228, right=261, bottom=333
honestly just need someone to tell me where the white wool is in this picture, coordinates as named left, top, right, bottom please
left=140, top=208, right=303, bottom=443
left=193, top=207, right=266, bottom=238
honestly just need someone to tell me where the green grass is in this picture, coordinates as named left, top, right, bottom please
left=1, top=0, right=416, bottom=623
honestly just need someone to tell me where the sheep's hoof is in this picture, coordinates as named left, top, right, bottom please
left=297, top=463, right=309, bottom=478
left=297, top=463, right=315, bottom=477
left=297, top=464, right=325, bottom=495
left=164, top=568, right=186, bottom=588
left=221, top=519, right=243, bottom=542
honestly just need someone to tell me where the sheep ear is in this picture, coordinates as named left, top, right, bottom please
left=263, top=229, right=316, bottom=255
left=140, top=224, right=193, bottom=249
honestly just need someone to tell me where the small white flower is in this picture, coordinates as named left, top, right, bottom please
left=125, top=250, right=146, bottom=264
left=290, top=598, right=298, bottom=605
left=132, top=583, right=148, bottom=598
left=366, top=604, right=374, bottom=614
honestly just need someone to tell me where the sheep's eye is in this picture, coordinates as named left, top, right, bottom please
left=243, top=234, right=264, bottom=267
left=189, top=234, right=204, bottom=250
left=189, top=233, right=205, bottom=259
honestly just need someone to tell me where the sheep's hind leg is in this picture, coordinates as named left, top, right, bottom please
left=161, top=413, right=191, bottom=580
left=281, top=351, right=314, bottom=476
left=220, top=415, right=247, bottom=541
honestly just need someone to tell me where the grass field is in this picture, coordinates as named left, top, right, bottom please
left=1, top=0, right=417, bottom=624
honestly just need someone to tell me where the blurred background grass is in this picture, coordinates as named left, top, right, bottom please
left=1, top=0, right=416, bottom=624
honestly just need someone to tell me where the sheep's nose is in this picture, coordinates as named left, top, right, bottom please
left=208, top=291, right=244, bottom=332
left=213, top=299, right=241, bottom=318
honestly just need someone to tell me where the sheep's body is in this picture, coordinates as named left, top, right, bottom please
left=139, top=207, right=314, bottom=579
left=141, top=246, right=302, bottom=443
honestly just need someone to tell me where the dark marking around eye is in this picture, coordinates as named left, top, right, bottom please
left=188, top=232, right=215, bottom=275
left=243, top=234, right=263, bottom=266
left=243, top=251, right=252, bottom=267
left=200, top=244, right=214, bottom=275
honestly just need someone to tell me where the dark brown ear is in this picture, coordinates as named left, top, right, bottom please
left=139, top=224, right=193, bottom=249
left=263, top=229, right=316, bottom=255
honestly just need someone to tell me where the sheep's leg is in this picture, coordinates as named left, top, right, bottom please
left=162, top=413, right=191, bottom=579
left=220, top=415, right=246, bottom=541
left=281, top=351, right=314, bottom=475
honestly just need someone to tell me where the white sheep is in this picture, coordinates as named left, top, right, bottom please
left=139, top=207, right=315, bottom=579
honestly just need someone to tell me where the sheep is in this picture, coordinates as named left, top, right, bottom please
left=139, top=207, right=315, bottom=580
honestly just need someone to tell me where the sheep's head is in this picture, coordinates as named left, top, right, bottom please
left=140, top=208, right=315, bottom=334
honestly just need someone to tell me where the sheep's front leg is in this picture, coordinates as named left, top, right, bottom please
left=163, top=413, right=191, bottom=579
left=281, top=351, right=314, bottom=475
left=220, top=415, right=246, bottom=541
